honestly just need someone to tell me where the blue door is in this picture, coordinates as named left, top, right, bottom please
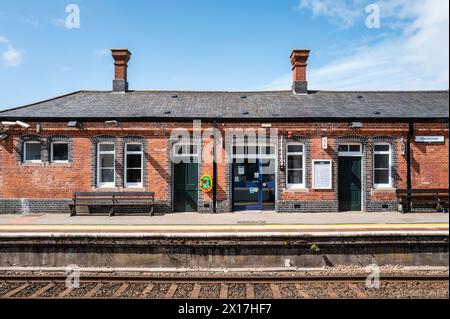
left=233, top=159, right=275, bottom=211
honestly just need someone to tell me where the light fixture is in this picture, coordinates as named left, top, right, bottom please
left=1, top=121, right=16, bottom=126
left=1, top=121, right=30, bottom=129
left=105, top=120, right=118, bottom=125
left=16, top=121, right=30, bottom=129
left=349, top=122, right=363, bottom=129
left=68, top=121, right=80, bottom=128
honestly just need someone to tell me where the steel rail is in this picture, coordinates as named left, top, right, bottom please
left=0, top=275, right=448, bottom=283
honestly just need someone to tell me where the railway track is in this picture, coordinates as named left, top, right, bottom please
left=0, top=275, right=448, bottom=299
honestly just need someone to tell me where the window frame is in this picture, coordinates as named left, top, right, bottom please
left=124, top=142, right=144, bottom=188
left=373, top=142, right=392, bottom=188
left=50, top=141, right=69, bottom=163
left=23, top=141, right=42, bottom=163
left=286, top=142, right=305, bottom=189
left=338, top=143, right=362, bottom=157
left=97, top=142, right=116, bottom=188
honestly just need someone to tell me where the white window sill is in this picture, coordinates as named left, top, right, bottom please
left=96, top=186, right=116, bottom=190
left=373, top=187, right=396, bottom=192
left=284, top=187, right=308, bottom=193
left=22, top=161, right=44, bottom=165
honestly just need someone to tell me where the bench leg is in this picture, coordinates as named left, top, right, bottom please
left=70, top=205, right=76, bottom=217
left=109, top=206, right=115, bottom=217
left=149, top=206, right=154, bottom=217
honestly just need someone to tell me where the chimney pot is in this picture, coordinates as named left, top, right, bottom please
left=111, top=49, right=132, bottom=92
left=290, top=49, right=310, bottom=94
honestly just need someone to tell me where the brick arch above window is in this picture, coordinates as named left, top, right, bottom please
left=335, top=135, right=368, bottom=143
left=90, top=135, right=117, bottom=143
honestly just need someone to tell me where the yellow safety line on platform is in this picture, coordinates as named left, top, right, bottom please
left=0, top=223, right=447, bottom=231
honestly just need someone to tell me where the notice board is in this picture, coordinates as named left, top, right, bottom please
left=313, top=160, right=332, bottom=189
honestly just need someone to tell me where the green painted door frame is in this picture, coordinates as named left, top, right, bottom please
left=338, top=157, right=362, bottom=211
left=174, top=161, right=198, bottom=212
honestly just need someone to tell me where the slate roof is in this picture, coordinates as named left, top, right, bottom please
left=0, top=90, right=448, bottom=121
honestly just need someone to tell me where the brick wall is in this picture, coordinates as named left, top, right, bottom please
left=0, top=121, right=448, bottom=214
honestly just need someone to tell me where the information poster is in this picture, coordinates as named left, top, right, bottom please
left=313, top=160, right=332, bottom=189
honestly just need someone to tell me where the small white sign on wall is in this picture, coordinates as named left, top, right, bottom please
left=322, top=137, right=328, bottom=149
left=313, top=160, right=332, bottom=190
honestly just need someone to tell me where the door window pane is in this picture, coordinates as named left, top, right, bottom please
left=339, top=144, right=362, bottom=154
left=52, top=143, right=69, bottom=162
left=338, top=145, right=348, bottom=152
left=24, top=142, right=41, bottom=162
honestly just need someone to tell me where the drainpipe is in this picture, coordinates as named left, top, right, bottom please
left=406, top=121, right=414, bottom=212
left=212, top=120, right=218, bottom=213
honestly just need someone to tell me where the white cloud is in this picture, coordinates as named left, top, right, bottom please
left=263, top=0, right=449, bottom=91
left=298, top=0, right=364, bottom=29
left=0, top=36, right=24, bottom=67
left=2, top=45, right=23, bottom=67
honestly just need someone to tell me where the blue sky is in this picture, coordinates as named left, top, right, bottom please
left=0, top=0, right=448, bottom=110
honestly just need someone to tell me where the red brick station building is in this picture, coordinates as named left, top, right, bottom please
left=0, top=49, right=448, bottom=214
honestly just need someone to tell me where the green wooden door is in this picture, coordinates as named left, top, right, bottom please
left=174, top=162, right=198, bottom=212
left=338, top=157, right=362, bottom=211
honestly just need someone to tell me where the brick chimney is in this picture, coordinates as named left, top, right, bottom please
left=111, top=49, right=132, bottom=92
left=290, top=49, right=310, bottom=95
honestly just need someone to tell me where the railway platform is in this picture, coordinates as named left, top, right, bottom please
left=0, top=211, right=447, bottom=234
left=0, top=212, right=448, bottom=270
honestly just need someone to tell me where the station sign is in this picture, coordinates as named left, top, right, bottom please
left=415, top=136, right=445, bottom=143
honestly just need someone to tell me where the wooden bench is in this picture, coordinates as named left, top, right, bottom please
left=69, top=192, right=155, bottom=217
left=396, top=189, right=449, bottom=213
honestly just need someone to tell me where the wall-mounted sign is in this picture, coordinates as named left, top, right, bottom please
left=200, top=175, right=213, bottom=193
left=322, top=137, right=328, bottom=150
left=415, top=136, right=445, bottom=143
left=400, top=137, right=406, bottom=155
left=313, top=160, right=332, bottom=190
